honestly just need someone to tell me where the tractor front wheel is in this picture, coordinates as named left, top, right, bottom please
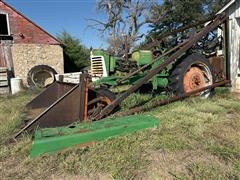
left=169, top=54, right=215, bottom=98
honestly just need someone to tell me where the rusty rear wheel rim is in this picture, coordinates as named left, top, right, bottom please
left=183, top=67, right=206, bottom=93
left=183, top=63, right=213, bottom=97
left=88, top=96, right=113, bottom=119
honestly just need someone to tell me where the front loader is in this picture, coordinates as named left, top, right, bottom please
left=15, top=14, right=230, bottom=144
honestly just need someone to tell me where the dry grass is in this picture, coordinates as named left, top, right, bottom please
left=0, top=89, right=239, bottom=179
left=0, top=91, right=35, bottom=144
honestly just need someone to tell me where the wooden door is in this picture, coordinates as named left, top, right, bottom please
left=0, top=45, right=7, bottom=67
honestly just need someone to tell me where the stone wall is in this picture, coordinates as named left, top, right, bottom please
left=11, top=44, right=64, bottom=85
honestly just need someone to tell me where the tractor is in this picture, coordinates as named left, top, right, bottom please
left=90, top=47, right=216, bottom=98
left=13, top=14, right=232, bottom=156
left=15, top=13, right=229, bottom=139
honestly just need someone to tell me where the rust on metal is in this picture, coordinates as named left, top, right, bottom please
left=26, top=81, right=75, bottom=110
left=15, top=14, right=229, bottom=138
left=183, top=67, right=206, bottom=93
left=87, top=93, right=113, bottom=120
left=78, top=73, right=87, bottom=121
left=87, top=97, right=104, bottom=106
left=116, top=80, right=230, bottom=117
left=15, top=84, right=79, bottom=138
left=15, top=74, right=115, bottom=138
left=209, top=56, right=226, bottom=81
left=92, top=14, right=227, bottom=121
left=84, top=77, right=89, bottom=121
left=15, top=74, right=89, bottom=138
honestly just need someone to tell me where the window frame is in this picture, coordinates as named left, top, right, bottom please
left=0, top=13, right=11, bottom=36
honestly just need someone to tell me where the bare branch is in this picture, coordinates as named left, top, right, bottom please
left=90, top=0, right=154, bottom=54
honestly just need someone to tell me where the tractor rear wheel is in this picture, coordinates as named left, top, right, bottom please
left=96, top=88, right=116, bottom=102
left=169, top=54, right=215, bottom=98
left=87, top=88, right=116, bottom=119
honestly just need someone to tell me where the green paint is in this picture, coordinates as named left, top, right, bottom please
left=91, top=49, right=173, bottom=90
left=30, top=115, right=160, bottom=157
left=132, top=50, right=153, bottom=66
left=93, top=73, right=146, bottom=87
left=94, top=75, right=121, bottom=87
left=152, top=76, right=168, bottom=90
left=109, top=55, right=116, bottom=72
left=92, top=49, right=117, bottom=75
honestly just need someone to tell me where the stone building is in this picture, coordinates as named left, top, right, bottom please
left=0, top=0, right=64, bottom=92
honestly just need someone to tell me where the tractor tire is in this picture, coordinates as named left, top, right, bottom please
left=87, top=88, right=116, bottom=119
left=97, top=88, right=116, bottom=102
left=27, top=65, right=57, bottom=89
left=169, top=54, right=215, bottom=98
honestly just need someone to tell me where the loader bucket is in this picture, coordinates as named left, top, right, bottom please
left=26, top=81, right=75, bottom=110
left=15, top=74, right=115, bottom=138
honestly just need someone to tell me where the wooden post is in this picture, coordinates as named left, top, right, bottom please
left=84, top=78, right=89, bottom=121
left=78, top=73, right=88, bottom=121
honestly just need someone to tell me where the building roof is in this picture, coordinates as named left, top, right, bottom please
left=0, top=0, right=62, bottom=45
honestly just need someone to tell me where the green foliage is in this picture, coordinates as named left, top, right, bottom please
left=150, top=0, right=205, bottom=34
left=146, top=0, right=229, bottom=48
left=57, top=31, right=90, bottom=73
left=205, top=0, right=230, bottom=15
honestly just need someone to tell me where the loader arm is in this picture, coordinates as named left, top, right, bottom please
left=93, top=14, right=227, bottom=120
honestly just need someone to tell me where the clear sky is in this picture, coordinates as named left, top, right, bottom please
left=6, top=0, right=110, bottom=48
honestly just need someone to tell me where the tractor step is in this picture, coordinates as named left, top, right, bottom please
left=30, top=115, right=160, bottom=157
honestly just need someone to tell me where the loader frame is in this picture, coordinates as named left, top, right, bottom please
left=92, top=14, right=228, bottom=120
left=14, top=13, right=230, bottom=139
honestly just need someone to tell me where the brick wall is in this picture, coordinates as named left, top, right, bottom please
left=12, top=44, right=64, bottom=85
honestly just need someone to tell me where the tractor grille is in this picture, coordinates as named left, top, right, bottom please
left=91, top=56, right=104, bottom=77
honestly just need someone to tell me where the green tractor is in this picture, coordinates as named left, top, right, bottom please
left=15, top=14, right=229, bottom=149
left=90, top=48, right=216, bottom=97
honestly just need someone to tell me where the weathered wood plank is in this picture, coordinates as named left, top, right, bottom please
left=0, top=81, right=8, bottom=87
left=0, top=41, right=14, bottom=71
left=0, top=75, right=8, bottom=81
left=0, top=67, right=7, bottom=73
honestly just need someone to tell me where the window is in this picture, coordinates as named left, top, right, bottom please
left=0, top=14, right=10, bottom=35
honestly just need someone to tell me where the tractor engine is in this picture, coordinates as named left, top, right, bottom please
left=90, top=49, right=153, bottom=81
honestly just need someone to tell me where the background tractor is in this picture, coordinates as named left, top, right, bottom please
left=90, top=44, right=219, bottom=98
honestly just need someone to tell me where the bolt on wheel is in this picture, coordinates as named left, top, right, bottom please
left=169, top=54, right=215, bottom=98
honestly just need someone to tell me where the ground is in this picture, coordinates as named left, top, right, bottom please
left=0, top=89, right=240, bottom=179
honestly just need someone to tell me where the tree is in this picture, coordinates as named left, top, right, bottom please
left=205, top=0, right=230, bottom=15
left=89, top=0, right=153, bottom=55
left=149, top=0, right=205, bottom=34
left=145, top=0, right=230, bottom=49
left=57, top=31, right=90, bottom=73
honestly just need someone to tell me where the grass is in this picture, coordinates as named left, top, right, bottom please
left=0, top=89, right=240, bottom=179
left=0, top=91, right=35, bottom=144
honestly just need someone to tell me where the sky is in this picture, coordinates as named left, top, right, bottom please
left=6, top=0, right=155, bottom=49
left=6, top=0, right=111, bottom=48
